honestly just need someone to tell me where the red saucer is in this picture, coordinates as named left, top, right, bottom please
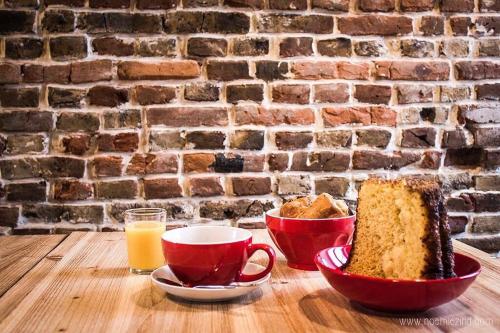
left=315, top=245, right=481, bottom=312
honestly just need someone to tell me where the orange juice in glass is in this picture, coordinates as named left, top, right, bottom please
left=125, top=208, right=166, bottom=274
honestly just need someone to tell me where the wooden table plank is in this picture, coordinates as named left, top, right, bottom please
left=0, top=234, right=66, bottom=297
left=0, top=231, right=498, bottom=333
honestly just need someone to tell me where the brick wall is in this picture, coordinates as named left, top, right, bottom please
left=0, top=0, right=498, bottom=252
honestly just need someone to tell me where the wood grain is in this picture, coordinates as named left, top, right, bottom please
left=0, top=231, right=498, bottom=333
left=0, top=235, right=66, bottom=297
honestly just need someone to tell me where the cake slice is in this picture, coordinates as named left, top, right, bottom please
left=345, top=178, right=455, bottom=280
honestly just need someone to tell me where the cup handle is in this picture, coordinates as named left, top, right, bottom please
left=236, top=243, right=276, bottom=283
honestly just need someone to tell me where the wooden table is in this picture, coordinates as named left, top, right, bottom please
left=0, top=231, right=498, bottom=333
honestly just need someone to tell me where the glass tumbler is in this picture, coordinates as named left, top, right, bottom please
left=124, top=208, right=167, bottom=274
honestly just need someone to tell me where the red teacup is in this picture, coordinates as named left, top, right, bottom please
left=161, top=226, right=275, bottom=286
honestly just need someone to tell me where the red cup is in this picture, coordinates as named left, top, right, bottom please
left=161, top=226, right=275, bottom=286
left=266, top=208, right=355, bottom=271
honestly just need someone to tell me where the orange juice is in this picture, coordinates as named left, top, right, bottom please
left=125, top=221, right=166, bottom=273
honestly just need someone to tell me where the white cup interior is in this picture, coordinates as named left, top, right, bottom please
left=162, top=226, right=252, bottom=245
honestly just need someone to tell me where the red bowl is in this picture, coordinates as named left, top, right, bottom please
left=265, top=208, right=355, bottom=271
left=315, top=245, right=481, bottom=312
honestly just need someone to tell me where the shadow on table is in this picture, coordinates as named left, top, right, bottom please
left=297, top=288, right=474, bottom=330
left=132, top=286, right=264, bottom=311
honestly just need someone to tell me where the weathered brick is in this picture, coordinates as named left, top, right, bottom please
left=126, top=153, right=178, bottom=175
left=164, top=12, right=250, bottom=34
left=311, top=0, right=348, bottom=11
left=448, top=216, right=468, bottom=234
left=97, top=133, right=139, bottom=152
left=440, top=87, right=470, bottom=102
left=419, top=16, right=444, bottom=36
left=420, top=151, right=441, bottom=169
left=474, top=175, right=500, bottom=191
left=213, top=153, right=244, bottom=173
left=400, top=128, right=436, bottom=148
left=322, top=107, right=396, bottom=126
left=187, top=38, right=227, bottom=57
left=22, top=204, right=103, bottom=224
left=444, top=148, right=484, bottom=167
left=57, top=112, right=99, bottom=132
left=42, top=10, right=75, bottom=33
left=0, top=111, right=53, bottom=132
left=473, top=127, right=500, bottom=147
left=353, top=151, right=420, bottom=170
left=441, top=0, right=474, bottom=12
left=103, top=110, right=141, bottom=129
left=227, top=84, right=263, bottom=103
left=6, top=182, right=46, bottom=202
left=455, top=61, right=500, bottom=80
left=478, top=39, right=500, bottom=57
left=50, top=36, right=87, bottom=61
left=96, top=180, right=137, bottom=199
left=231, top=177, right=271, bottom=196
left=186, top=131, right=224, bottom=150
left=206, top=61, right=250, bottom=81
left=106, top=13, right=162, bottom=33
left=476, top=84, right=500, bottom=101
left=442, top=129, right=468, bottom=148
left=480, top=0, right=500, bottom=11
left=147, top=107, right=228, bottom=127
left=316, top=131, right=352, bottom=148
left=149, top=131, right=185, bottom=150
left=48, top=87, right=86, bottom=108
left=5, top=0, right=38, bottom=7
left=401, top=0, right=434, bottom=11
left=279, top=37, right=313, bottom=57
left=5, top=134, right=45, bottom=155
left=455, top=235, right=500, bottom=252
left=268, top=153, right=289, bottom=171
left=0, top=207, right=19, bottom=228
left=353, top=40, right=387, bottom=56
left=0, top=87, right=39, bottom=107
left=470, top=193, right=500, bottom=212
left=118, top=61, right=200, bottom=80
left=89, top=0, right=129, bottom=7
left=401, top=39, right=434, bottom=57
left=199, top=200, right=274, bottom=220
left=354, top=85, right=391, bottom=104
left=470, top=216, right=500, bottom=234
left=234, top=105, right=314, bottom=126
left=439, top=39, right=469, bottom=57
left=275, top=131, right=313, bottom=150
left=52, top=179, right=93, bottom=201
left=356, top=129, right=391, bottom=148
left=272, top=84, right=310, bottom=104
left=256, top=14, right=333, bottom=34
left=0, top=63, right=21, bottom=84
left=450, top=17, right=471, bottom=36
left=5, top=37, right=44, bottom=59
left=188, top=177, right=224, bottom=197
left=396, top=85, right=433, bottom=104
left=277, top=175, right=311, bottom=195
left=291, top=151, right=350, bottom=172
left=88, top=86, right=128, bottom=107
left=230, top=130, right=264, bottom=150
left=143, top=178, right=182, bottom=199
left=0, top=10, right=35, bottom=34
left=359, top=0, right=395, bottom=12
left=314, top=83, right=349, bottom=103
left=59, top=133, right=92, bottom=155
left=184, top=83, right=220, bottom=101
left=317, top=38, right=352, bottom=57
left=45, top=0, right=85, bottom=5
left=269, top=0, right=306, bottom=9
left=136, top=38, right=176, bottom=57
left=375, top=61, right=450, bottom=80
left=233, top=38, right=269, bottom=56
left=315, top=177, right=349, bottom=197
left=27, top=64, right=71, bottom=84
left=338, top=16, right=412, bottom=36
left=89, top=156, right=123, bottom=178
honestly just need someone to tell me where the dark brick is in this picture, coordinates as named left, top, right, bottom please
left=441, top=0, right=474, bottom=12
left=88, top=86, right=129, bottom=107
left=317, top=38, right=352, bottom=57
left=0, top=87, right=39, bottom=107
left=22, top=204, right=103, bottom=224
left=90, top=156, right=123, bottom=177
left=61, top=133, right=92, bottom=155
left=89, top=0, right=130, bottom=8
left=444, top=148, right=484, bottom=167
left=45, top=0, right=85, bottom=5
left=50, top=36, right=87, bottom=61
left=107, top=13, right=162, bottom=33
left=206, top=61, right=250, bottom=81
left=134, top=85, right=175, bottom=105
left=473, top=127, right=500, bottom=147
left=52, top=179, right=93, bottom=201
left=354, top=85, right=391, bottom=104
left=164, top=11, right=250, bottom=34
left=48, top=87, right=86, bottom=108
left=255, top=61, right=288, bottom=81
left=188, top=177, right=224, bottom=197
left=57, top=112, right=99, bottom=132
left=419, top=16, right=444, bottom=36
left=227, top=84, right=264, bottom=103
left=450, top=17, right=471, bottom=36
left=0, top=207, right=19, bottom=228
left=136, top=38, right=176, bottom=57
left=143, top=178, right=182, bottom=199
left=338, top=15, right=412, bottom=36
left=184, top=83, right=220, bottom=101
left=279, top=37, right=313, bottom=57
left=186, top=131, right=225, bottom=149
left=291, top=151, right=350, bottom=172
left=76, top=12, right=106, bottom=33
left=137, top=0, right=177, bottom=9
left=0, top=10, right=35, bottom=34
left=352, top=151, right=420, bottom=170
left=311, top=0, right=348, bottom=11
left=401, top=39, right=434, bottom=57
left=0, top=63, right=21, bottom=84
left=0, top=111, right=52, bottom=132
left=231, top=177, right=271, bottom=196
left=268, top=153, right=289, bottom=172
left=92, top=37, right=134, bottom=57
left=315, top=177, right=349, bottom=197
left=272, top=84, right=310, bottom=104
left=95, top=180, right=137, bottom=199
left=233, top=38, right=269, bottom=56
left=400, top=127, right=437, bottom=148
left=213, top=153, right=244, bottom=173
left=476, top=83, right=500, bottom=101
left=5, top=38, right=43, bottom=59
left=354, top=40, right=387, bottom=57
left=97, top=133, right=139, bottom=152
left=442, top=129, right=468, bottom=148
left=470, top=193, right=500, bottom=213
left=470, top=216, right=500, bottom=234
left=5, top=134, right=45, bottom=155
left=187, top=38, right=227, bottom=57
left=199, top=200, right=274, bottom=220
left=448, top=216, right=468, bottom=234
left=6, top=182, right=46, bottom=202
left=356, top=129, right=391, bottom=148
left=42, top=10, right=75, bottom=32
left=257, top=14, right=333, bottom=34
left=269, top=0, right=306, bottom=9
left=275, top=131, right=313, bottom=150
left=474, top=175, right=500, bottom=191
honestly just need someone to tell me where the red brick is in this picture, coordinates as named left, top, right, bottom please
left=125, top=153, right=178, bottom=175
left=231, top=177, right=271, bottom=196
left=0, top=63, right=21, bottom=84
left=134, top=85, right=176, bottom=105
left=60, top=133, right=92, bottom=155
left=90, top=156, right=123, bottom=177
left=97, top=133, right=139, bottom=152
left=88, top=86, right=129, bottom=107
left=147, top=107, right=228, bottom=127
left=354, top=85, right=391, bottom=104
left=338, top=16, right=413, bottom=36
left=322, top=107, right=396, bottom=126
left=291, top=61, right=337, bottom=80
left=272, top=84, right=310, bottom=104
left=311, top=0, right=348, bottom=11
left=455, top=61, right=500, bottom=80
left=275, top=131, right=313, bottom=150
left=279, top=37, right=313, bottom=57
left=71, top=60, right=112, bottom=83
left=375, top=61, right=450, bottom=80
left=450, top=17, right=471, bottom=36
left=337, top=62, right=370, bottom=79
left=234, top=106, right=314, bottom=125
left=401, top=0, right=435, bottom=11
left=188, top=177, right=224, bottom=197
left=314, top=84, right=349, bottom=103
left=118, top=61, right=200, bottom=80
left=359, top=0, right=395, bottom=12
left=269, top=0, right=306, bottom=10
left=143, top=178, right=182, bottom=199
left=441, top=0, right=474, bottom=12
left=183, top=153, right=215, bottom=173
left=352, top=151, right=420, bottom=170
left=52, top=179, right=93, bottom=201
left=268, top=153, right=289, bottom=171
